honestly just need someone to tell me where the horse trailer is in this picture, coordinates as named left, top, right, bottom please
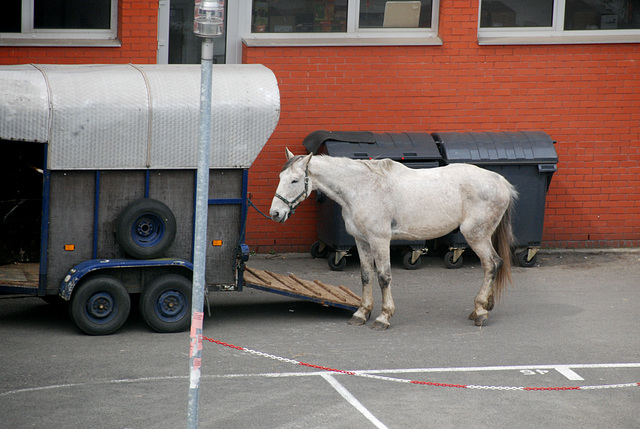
left=0, top=64, right=280, bottom=335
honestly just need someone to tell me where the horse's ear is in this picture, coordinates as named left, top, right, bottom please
left=303, top=153, right=312, bottom=166
left=285, top=148, right=295, bottom=160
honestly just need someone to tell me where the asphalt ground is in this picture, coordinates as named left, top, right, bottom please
left=1, top=250, right=639, bottom=428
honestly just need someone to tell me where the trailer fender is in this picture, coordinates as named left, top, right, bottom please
left=60, top=258, right=193, bottom=301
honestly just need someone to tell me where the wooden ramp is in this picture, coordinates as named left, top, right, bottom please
left=243, top=266, right=361, bottom=311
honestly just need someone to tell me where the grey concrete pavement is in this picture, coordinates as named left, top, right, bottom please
left=1, top=250, right=639, bottom=428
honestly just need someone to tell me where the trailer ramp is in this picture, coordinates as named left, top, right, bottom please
left=243, top=266, right=360, bottom=311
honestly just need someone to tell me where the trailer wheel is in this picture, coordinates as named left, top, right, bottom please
left=70, top=276, right=131, bottom=335
left=140, top=274, right=192, bottom=333
left=115, top=199, right=177, bottom=259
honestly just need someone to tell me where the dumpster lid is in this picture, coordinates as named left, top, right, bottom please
left=303, top=130, right=442, bottom=162
left=303, top=130, right=376, bottom=154
left=433, top=131, right=558, bottom=165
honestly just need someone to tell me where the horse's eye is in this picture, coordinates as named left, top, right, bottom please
left=292, top=179, right=299, bottom=184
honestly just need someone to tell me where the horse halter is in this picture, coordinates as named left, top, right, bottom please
left=274, top=162, right=310, bottom=219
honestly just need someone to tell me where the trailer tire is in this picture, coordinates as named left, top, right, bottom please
left=70, top=275, right=131, bottom=335
left=140, top=274, right=192, bottom=333
left=115, top=199, right=177, bottom=259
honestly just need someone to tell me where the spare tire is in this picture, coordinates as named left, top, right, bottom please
left=115, top=198, right=177, bottom=259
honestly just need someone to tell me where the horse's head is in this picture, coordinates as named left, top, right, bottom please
left=270, top=149, right=313, bottom=223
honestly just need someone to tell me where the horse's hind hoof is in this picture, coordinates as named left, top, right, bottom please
left=348, top=316, right=367, bottom=326
left=474, top=314, right=488, bottom=327
left=371, top=321, right=390, bottom=331
left=469, top=310, right=488, bottom=326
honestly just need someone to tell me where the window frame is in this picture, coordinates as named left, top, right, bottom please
left=477, top=0, right=640, bottom=45
left=242, top=0, right=442, bottom=47
left=0, top=0, right=119, bottom=47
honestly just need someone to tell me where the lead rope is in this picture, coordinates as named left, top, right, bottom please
left=248, top=198, right=272, bottom=220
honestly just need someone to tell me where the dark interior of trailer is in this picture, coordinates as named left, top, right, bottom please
left=0, top=140, right=44, bottom=265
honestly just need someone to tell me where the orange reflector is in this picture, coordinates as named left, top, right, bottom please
left=64, top=244, right=75, bottom=251
left=212, top=240, right=223, bottom=247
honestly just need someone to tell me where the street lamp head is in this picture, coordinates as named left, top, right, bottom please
left=193, top=0, right=224, bottom=38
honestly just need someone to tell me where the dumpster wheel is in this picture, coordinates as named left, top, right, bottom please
left=444, top=249, right=464, bottom=269
left=310, top=241, right=329, bottom=259
left=516, top=248, right=539, bottom=268
left=328, top=252, right=348, bottom=271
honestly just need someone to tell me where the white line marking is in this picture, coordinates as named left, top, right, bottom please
left=2, top=363, right=638, bottom=397
left=0, top=376, right=187, bottom=397
left=350, top=363, right=640, bottom=376
left=555, top=366, right=585, bottom=381
left=321, top=373, right=389, bottom=429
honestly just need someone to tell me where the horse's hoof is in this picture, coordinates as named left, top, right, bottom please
left=474, top=314, right=488, bottom=327
left=348, top=316, right=367, bottom=326
left=371, top=321, right=390, bottom=331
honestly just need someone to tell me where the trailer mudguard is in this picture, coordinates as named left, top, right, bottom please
left=59, top=258, right=193, bottom=301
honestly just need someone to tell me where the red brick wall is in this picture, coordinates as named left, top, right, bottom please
left=244, top=0, right=640, bottom=253
left=0, top=0, right=157, bottom=65
left=1, top=0, right=638, bottom=253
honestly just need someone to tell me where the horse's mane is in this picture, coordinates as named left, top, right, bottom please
left=361, top=158, right=398, bottom=176
left=283, top=154, right=403, bottom=178
left=315, top=155, right=400, bottom=177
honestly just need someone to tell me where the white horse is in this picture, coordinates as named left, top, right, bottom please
left=270, top=149, right=517, bottom=330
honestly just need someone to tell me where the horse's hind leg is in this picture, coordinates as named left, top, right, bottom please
left=348, top=239, right=375, bottom=326
left=466, top=238, right=502, bottom=326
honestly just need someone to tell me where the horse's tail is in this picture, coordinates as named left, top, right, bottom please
left=492, top=187, right=517, bottom=302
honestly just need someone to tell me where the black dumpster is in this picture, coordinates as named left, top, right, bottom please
left=303, top=130, right=443, bottom=270
left=432, top=131, right=558, bottom=268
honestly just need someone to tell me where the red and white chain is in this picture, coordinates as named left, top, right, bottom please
left=203, top=337, right=640, bottom=392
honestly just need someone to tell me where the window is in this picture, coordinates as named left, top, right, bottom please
left=0, top=0, right=118, bottom=46
left=245, top=0, right=441, bottom=46
left=478, top=0, right=640, bottom=44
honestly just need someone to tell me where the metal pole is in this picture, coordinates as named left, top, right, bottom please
left=187, top=38, right=214, bottom=429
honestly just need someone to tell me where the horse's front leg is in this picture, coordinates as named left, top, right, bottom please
left=371, top=241, right=394, bottom=331
left=348, top=240, right=375, bottom=326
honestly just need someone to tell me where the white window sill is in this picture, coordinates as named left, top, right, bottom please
left=243, top=33, right=443, bottom=47
left=478, top=33, right=640, bottom=45
left=0, top=38, right=122, bottom=48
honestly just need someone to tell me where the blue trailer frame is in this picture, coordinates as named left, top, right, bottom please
left=0, top=156, right=251, bottom=300
left=0, top=64, right=280, bottom=335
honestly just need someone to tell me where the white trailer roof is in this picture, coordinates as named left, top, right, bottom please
left=0, top=64, right=280, bottom=170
